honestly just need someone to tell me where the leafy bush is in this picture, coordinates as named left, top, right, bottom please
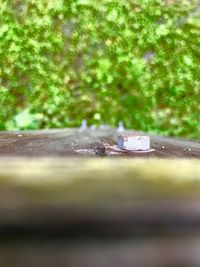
left=0, top=0, right=199, bottom=138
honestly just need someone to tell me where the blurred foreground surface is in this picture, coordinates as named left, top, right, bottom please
left=0, top=128, right=200, bottom=267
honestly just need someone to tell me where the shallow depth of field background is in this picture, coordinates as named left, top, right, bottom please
left=0, top=0, right=199, bottom=138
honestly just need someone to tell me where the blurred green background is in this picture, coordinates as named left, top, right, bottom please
left=0, top=0, right=199, bottom=138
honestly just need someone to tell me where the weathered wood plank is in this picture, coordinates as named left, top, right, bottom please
left=0, top=158, right=200, bottom=197
left=0, top=129, right=199, bottom=266
left=0, top=158, right=199, bottom=237
left=0, top=129, right=199, bottom=157
left=1, top=236, right=200, bottom=267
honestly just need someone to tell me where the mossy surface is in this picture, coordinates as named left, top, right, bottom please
left=0, top=1, right=200, bottom=138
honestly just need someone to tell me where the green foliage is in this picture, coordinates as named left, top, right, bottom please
left=0, top=0, right=199, bottom=138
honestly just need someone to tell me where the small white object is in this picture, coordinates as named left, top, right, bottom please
left=99, top=124, right=108, bottom=130
left=117, top=121, right=125, bottom=132
left=79, top=119, right=87, bottom=131
left=18, top=134, right=23, bottom=137
left=118, top=135, right=150, bottom=151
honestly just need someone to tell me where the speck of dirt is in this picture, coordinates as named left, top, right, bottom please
left=94, top=144, right=107, bottom=157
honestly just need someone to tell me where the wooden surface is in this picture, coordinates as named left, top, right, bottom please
left=0, top=157, right=199, bottom=233
left=0, top=128, right=199, bottom=157
left=0, top=157, right=200, bottom=266
left=0, top=128, right=200, bottom=267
